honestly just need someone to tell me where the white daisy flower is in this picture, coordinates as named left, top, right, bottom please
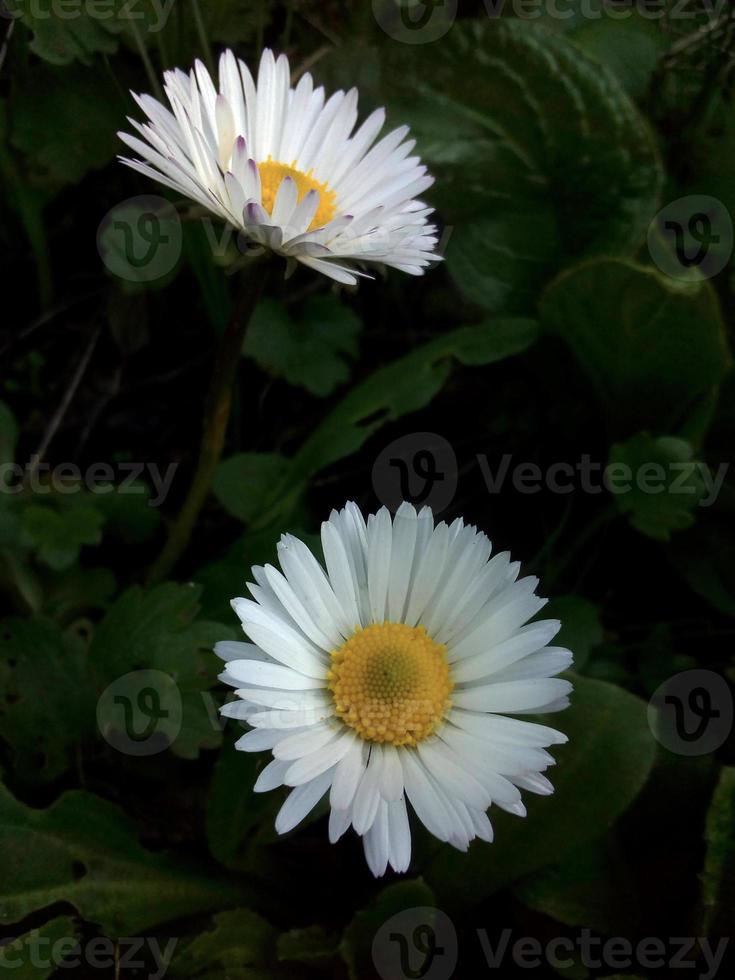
left=118, top=48, right=439, bottom=285
left=216, top=502, right=573, bottom=877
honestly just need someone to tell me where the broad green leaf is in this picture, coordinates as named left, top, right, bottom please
left=90, top=481, right=161, bottom=543
left=258, top=318, right=538, bottom=524
left=10, top=0, right=118, bottom=65
left=513, top=837, right=641, bottom=936
left=543, top=596, right=603, bottom=672
left=169, top=908, right=277, bottom=978
left=426, top=675, right=657, bottom=906
left=206, top=739, right=277, bottom=871
left=90, top=582, right=202, bottom=678
left=91, top=583, right=231, bottom=759
left=244, top=295, right=362, bottom=397
left=340, top=879, right=436, bottom=980
left=560, top=3, right=669, bottom=99
left=20, top=501, right=104, bottom=570
left=0, top=915, right=80, bottom=978
left=700, top=766, right=735, bottom=936
left=213, top=453, right=290, bottom=524
left=608, top=433, right=706, bottom=541
left=10, top=64, right=123, bottom=188
left=0, top=782, right=246, bottom=932
left=360, top=19, right=662, bottom=311
left=0, top=617, right=92, bottom=782
left=540, top=258, right=731, bottom=436
left=42, top=565, right=117, bottom=622
left=445, top=211, right=558, bottom=315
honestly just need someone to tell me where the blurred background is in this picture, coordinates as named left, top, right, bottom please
left=1, top=1, right=734, bottom=977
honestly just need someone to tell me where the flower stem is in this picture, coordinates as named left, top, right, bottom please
left=147, top=263, right=267, bottom=584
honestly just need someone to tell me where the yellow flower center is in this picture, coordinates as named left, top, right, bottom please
left=257, top=159, right=336, bottom=231
left=328, top=623, right=453, bottom=747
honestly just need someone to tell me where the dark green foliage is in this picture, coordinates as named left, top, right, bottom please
left=2, top=2, right=733, bottom=976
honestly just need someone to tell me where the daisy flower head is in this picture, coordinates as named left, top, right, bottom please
left=217, top=502, right=573, bottom=878
left=118, top=49, right=440, bottom=285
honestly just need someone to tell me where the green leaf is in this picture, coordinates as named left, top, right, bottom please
left=540, top=258, right=731, bottom=436
left=90, top=582, right=202, bottom=679
left=91, top=583, right=231, bottom=759
left=10, top=64, right=123, bottom=188
left=206, top=739, right=276, bottom=871
left=42, top=565, right=117, bottom=623
left=513, top=837, right=641, bottom=936
left=700, top=766, right=735, bottom=936
left=10, top=0, right=119, bottom=65
left=564, top=4, right=669, bottom=99
left=0, top=915, right=80, bottom=979
left=0, top=617, right=92, bottom=782
left=213, top=453, right=290, bottom=524
left=169, top=908, right=277, bottom=979
left=0, top=781, right=246, bottom=932
left=266, top=318, right=538, bottom=520
left=340, top=879, right=436, bottom=980
left=543, top=596, right=603, bottom=672
left=426, top=675, right=657, bottom=906
left=446, top=211, right=558, bottom=315
left=608, top=433, right=706, bottom=541
left=21, top=501, right=104, bottom=570
left=244, top=295, right=362, bottom=397
left=90, top=481, right=161, bottom=543
left=371, top=19, right=662, bottom=311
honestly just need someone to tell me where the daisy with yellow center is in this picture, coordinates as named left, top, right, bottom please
left=217, top=502, right=573, bottom=877
left=118, top=49, right=439, bottom=285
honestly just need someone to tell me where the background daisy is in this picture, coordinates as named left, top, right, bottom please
left=119, top=48, right=439, bottom=285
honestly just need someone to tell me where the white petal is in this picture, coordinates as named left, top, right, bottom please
left=275, top=768, right=332, bottom=834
